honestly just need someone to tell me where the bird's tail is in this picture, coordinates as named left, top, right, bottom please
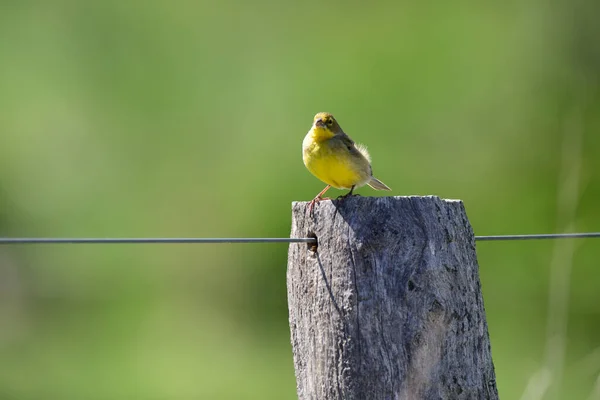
left=367, top=177, right=391, bottom=191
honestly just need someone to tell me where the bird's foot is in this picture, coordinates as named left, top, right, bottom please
left=336, top=193, right=361, bottom=200
left=308, top=196, right=331, bottom=216
left=336, top=186, right=357, bottom=200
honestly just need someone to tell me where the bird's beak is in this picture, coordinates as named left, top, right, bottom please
left=315, top=119, right=325, bottom=127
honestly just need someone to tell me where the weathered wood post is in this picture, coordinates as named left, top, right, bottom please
left=287, top=196, right=498, bottom=400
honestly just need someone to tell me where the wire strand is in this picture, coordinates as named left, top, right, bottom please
left=0, top=233, right=598, bottom=244
left=475, top=233, right=600, bottom=241
left=0, top=237, right=316, bottom=244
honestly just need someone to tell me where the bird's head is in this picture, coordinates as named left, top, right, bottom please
left=311, top=112, right=342, bottom=140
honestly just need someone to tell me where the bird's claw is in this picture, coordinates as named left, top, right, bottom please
left=308, top=197, right=331, bottom=216
left=337, top=193, right=359, bottom=200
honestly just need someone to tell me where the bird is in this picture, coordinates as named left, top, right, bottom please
left=302, top=112, right=391, bottom=214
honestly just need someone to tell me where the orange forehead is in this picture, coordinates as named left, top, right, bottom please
left=313, top=112, right=335, bottom=123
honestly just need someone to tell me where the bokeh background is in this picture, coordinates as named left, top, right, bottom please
left=1, top=1, right=599, bottom=399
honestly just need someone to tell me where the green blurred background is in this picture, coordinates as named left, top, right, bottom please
left=1, top=1, right=599, bottom=399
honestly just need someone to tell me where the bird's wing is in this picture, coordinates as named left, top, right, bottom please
left=337, top=133, right=371, bottom=163
left=337, top=133, right=357, bottom=153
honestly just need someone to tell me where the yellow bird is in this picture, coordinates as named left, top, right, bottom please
left=303, top=112, right=391, bottom=212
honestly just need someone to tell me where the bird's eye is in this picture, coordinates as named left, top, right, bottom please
left=326, top=119, right=333, bottom=125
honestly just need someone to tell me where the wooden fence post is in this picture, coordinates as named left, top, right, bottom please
left=287, top=196, right=498, bottom=400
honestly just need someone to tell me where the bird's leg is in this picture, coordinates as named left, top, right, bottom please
left=308, top=185, right=331, bottom=215
left=337, top=185, right=356, bottom=200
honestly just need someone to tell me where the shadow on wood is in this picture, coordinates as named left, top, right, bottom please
left=287, top=196, right=498, bottom=400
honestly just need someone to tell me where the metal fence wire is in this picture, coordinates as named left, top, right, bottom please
left=0, top=232, right=599, bottom=245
